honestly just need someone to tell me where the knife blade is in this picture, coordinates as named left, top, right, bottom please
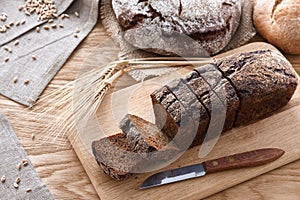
left=141, top=148, right=284, bottom=189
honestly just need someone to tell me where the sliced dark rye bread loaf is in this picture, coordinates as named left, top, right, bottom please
left=151, top=66, right=239, bottom=148
left=151, top=49, right=297, bottom=147
left=119, top=114, right=179, bottom=158
left=215, top=50, right=298, bottom=126
left=93, top=50, right=298, bottom=180
left=151, top=82, right=209, bottom=149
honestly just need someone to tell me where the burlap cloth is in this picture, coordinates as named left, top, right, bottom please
left=0, top=115, right=55, bottom=200
left=100, top=0, right=256, bottom=81
left=0, top=0, right=98, bottom=107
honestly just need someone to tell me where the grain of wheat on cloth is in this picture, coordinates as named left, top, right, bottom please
left=0, top=0, right=98, bottom=106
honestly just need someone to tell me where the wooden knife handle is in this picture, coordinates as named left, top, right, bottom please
left=203, top=148, right=285, bottom=174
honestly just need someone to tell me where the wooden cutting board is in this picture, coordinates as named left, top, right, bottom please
left=69, top=42, right=300, bottom=200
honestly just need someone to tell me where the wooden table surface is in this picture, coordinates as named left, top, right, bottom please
left=0, top=22, right=299, bottom=200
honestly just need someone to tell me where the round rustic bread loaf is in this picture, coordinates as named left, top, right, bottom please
left=254, top=0, right=300, bottom=55
left=112, top=0, right=241, bottom=56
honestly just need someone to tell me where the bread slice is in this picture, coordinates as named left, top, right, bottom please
left=151, top=80, right=209, bottom=149
left=215, top=50, right=298, bottom=126
left=92, top=133, right=139, bottom=180
left=192, top=64, right=240, bottom=132
left=119, top=114, right=179, bottom=158
left=93, top=115, right=180, bottom=180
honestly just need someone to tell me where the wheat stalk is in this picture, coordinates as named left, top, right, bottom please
left=29, top=58, right=211, bottom=148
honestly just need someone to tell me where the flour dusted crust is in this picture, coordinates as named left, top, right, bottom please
left=112, top=0, right=241, bottom=56
left=254, top=0, right=300, bottom=55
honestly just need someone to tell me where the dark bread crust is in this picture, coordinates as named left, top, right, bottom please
left=151, top=83, right=209, bottom=149
left=166, top=79, right=210, bottom=148
left=193, top=64, right=240, bottom=131
left=151, top=86, right=181, bottom=139
left=215, top=50, right=298, bottom=125
left=112, top=0, right=241, bottom=55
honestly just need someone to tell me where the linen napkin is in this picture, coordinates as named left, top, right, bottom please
left=0, top=114, right=55, bottom=200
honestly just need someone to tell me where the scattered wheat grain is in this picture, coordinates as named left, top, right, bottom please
left=15, top=40, right=20, bottom=46
left=75, top=11, right=80, bottom=18
left=17, top=163, right=22, bottom=170
left=1, top=175, right=5, bottom=183
left=13, top=77, right=18, bottom=83
left=24, top=80, right=30, bottom=85
left=13, top=182, right=19, bottom=189
left=18, top=5, right=24, bottom=11
left=16, top=177, right=21, bottom=184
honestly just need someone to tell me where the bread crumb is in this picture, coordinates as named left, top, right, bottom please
left=36, top=26, right=40, bottom=33
left=31, top=134, right=35, bottom=141
left=73, top=33, right=78, bottom=38
left=43, top=26, right=49, bottom=30
left=15, top=40, right=20, bottom=46
left=4, top=57, right=9, bottom=62
left=26, top=188, right=32, bottom=192
left=32, top=55, right=37, bottom=60
left=59, top=24, right=64, bottom=28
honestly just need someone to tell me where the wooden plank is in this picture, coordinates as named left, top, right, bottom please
left=70, top=42, right=300, bottom=200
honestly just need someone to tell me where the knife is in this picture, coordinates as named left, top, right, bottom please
left=141, top=148, right=284, bottom=189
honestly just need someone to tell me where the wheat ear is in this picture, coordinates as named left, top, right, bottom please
left=29, top=58, right=211, bottom=148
